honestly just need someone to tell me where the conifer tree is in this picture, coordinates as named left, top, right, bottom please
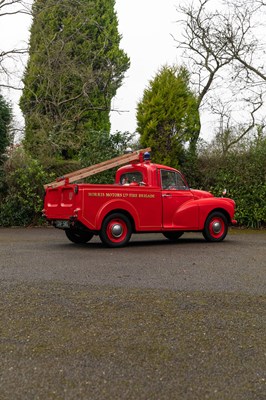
left=20, top=0, right=129, bottom=161
left=136, top=66, right=200, bottom=168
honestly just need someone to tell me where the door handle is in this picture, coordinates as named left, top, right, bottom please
left=162, top=194, right=172, bottom=197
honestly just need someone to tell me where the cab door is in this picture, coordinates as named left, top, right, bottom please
left=161, top=169, right=197, bottom=229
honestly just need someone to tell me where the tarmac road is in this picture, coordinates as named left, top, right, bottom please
left=0, top=227, right=265, bottom=294
left=0, top=228, right=265, bottom=399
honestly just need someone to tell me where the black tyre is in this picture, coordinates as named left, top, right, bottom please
left=203, top=211, right=228, bottom=242
left=65, top=229, right=93, bottom=244
left=99, top=213, right=132, bottom=248
left=163, top=231, right=184, bottom=242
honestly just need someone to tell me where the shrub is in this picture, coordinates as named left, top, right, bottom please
left=195, top=140, right=266, bottom=228
left=0, top=147, right=55, bottom=226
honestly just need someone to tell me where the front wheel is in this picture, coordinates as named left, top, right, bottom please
left=100, top=213, right=132, bottom=248
left=163, top=231, right=184, bottom=242
left=203, top=212, right=228, bottom=242
left=65, top=229, right=93, bottom=244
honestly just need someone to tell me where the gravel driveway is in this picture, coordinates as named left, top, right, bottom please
left=0, top=228, right=265, bottom=399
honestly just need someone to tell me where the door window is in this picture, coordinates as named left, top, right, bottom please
left=161, top=170, right=188, bottom=190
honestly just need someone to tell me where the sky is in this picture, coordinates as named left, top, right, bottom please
left=111, top=0, right=179, bottom=135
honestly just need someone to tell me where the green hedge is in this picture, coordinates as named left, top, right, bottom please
left=188, top=142, right=266, bottom=228
left=1, top=142, right=265, bottom=228
left=0, top=148, right=55, bottom=226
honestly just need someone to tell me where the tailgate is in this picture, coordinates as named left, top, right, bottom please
left=43, top=185, right=77, bottom=220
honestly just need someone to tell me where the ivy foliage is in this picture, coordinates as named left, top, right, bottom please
left=20, top=0, right=130, bottom=162
left=136, top=65, right=200, bottom=169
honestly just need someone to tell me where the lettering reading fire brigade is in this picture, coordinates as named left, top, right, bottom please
left=88, top=192, right=155, bottom=199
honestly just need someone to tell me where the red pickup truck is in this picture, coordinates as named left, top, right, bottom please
left=43, top=149, right=236, bottom=247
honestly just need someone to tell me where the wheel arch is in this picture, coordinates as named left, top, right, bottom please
left=207, top=207, right=231, bottom=224
left=100, top=208, right=136, bottom=232
left=201, top=207, right=231, bottom=229
left=94, top=199, right=140, bottom=231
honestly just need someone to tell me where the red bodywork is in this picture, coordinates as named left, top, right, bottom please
left=43, top=159, right=236, bottom=241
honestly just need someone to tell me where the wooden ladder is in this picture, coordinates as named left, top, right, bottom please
left=44, top=148, right=151, bottom=189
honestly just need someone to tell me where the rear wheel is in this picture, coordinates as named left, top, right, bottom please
left=203, top=212, right=228, bottom=242
left=100, top=213, right=132, bottom=248
left=65, top=229, right=93, bottom=244
left=163, top=231, right=184, bottom=242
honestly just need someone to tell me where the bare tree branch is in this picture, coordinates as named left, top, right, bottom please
left=175, top=0, right=235, bottom=108
left=0, top=1, right=31, bottom=16
left=176, top=0, right=266, bottom=144
left=0, top=1, right=32, bottom=90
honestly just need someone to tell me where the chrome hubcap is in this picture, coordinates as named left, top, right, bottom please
left=212, top=221, right=222, bottom=234
left=111, top=223, right=123, bottom=238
